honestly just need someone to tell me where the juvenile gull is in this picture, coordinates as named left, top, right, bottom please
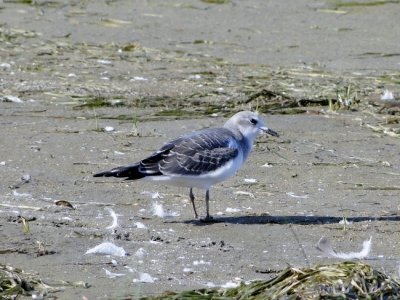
left=94, top=111, right=278, bottom=221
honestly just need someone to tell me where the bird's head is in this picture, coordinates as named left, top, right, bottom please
left=224, top=111, right=279, bottom=142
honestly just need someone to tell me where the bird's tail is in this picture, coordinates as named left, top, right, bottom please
left=93, top=163, right=145, bottom=180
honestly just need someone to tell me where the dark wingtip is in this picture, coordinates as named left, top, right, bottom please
left=93, top=164, right=144, bottom=179
left=93, top=171, right=112, bottom=177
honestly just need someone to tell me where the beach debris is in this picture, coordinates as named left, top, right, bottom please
left=103, top=268, right=126, bottom=279
left=188, top=74, right=201, bottom=80
left=132, top=272, right=157, bottom=283
left=0, top=203, right=41, bottom=211
left=152, top=202, right=179, bottom=218
left=234, top=191, right=255, bottom=198
left=225, top=207, right=241, bottom=213
left=103, top=126, right=115, bottom=132
left=221, top=279, right=241, bottom=289
left=193, top=260, right=210, bottom=266
left=141, top=191, right=164, bottom=199
left=35, top=241, right=56, bottom=257
left=54, top=200, right=75, bottom=209
left=131, top=76, right=148, bottom=81
left=22, top=174, right=32, bottom=182
left=141, top=261, right=400, bottom=299
left=244, top=178, right=257, bottom=184
left=105, top=207, right=120, bottom=230
left=135, top=248, right=147, bottom=258
left=9, top=174, right=31, bottom=189
left=12, top=190, right=32, bottom=198
left=381, top=89, right=395, bottom=101
left=20, top=217, right=30, bottom=234
left=316, top=236, right=372, bottom=259
left=0, top=264, right=88, bottom=299
left=1, top=95, right=23, bottom=103
left=0, top=62, right=11, bottom=70
left=183, top=267, right=193, bottom=273
left=286, top=192, right=309, bottom=199
left=85, top=242, right=128, bottom=257
left=97, top=59, right=112, bottom=65
left=261, top=162, right=273, bottom=168
left=133, top=222, right=147, bottom=229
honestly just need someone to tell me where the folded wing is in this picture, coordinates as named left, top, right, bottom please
left=94, top=128, right=239, bottom=179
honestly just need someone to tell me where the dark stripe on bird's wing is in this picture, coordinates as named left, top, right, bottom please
left=136, top=142, right=175, bottom=175
left=159, top=128, right=239, bottom=176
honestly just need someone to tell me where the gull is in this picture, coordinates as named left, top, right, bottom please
left=94, top=111, right=278, bottom=221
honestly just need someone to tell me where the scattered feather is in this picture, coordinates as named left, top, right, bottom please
left=124, top=266, right=135, bottom=273
left=286, top=192, right=309, bottom=199
left=221, top=281, right=240, bottom=288
left=0, top=62, right=11, bottom=70
left=21, top=174, right=31, bottom=182
left=234, top=191, right=255, bottom=198
left=206, top=282, right=216, bottom=288
left=133, top=222, right=147, bottom=229
left=103, top=268, right=126, bottom=279
left=244, top=178, right=257, bottom=184
left=85, top=242, right=128, bottom=257
left=105, top=208, right=120, bottom=230
left=183, top=267, right=193, bottom=273
left=188, top=74, right=201, bottom=80
left=193, top=260, right=210, bottom=266
left=100, top=18, right=132, bottom=27
left=135, top=248, right=147, bottom=258
left=103, top=126, right=115, bottom=132
left=381, top=89, right=395, bottom=101
left=131, top=76, right=148, bottom=81
left=316, top=236, right=372, bottom=259
left=261, top=163, right=273, bottom=168
left=113, top=151, right=125, bottom=155
left=141, top=191, right=163, bottom=199
left=1, top=95, right=23, bottom=103
left=225, top=207, right=241, bottom=213
left=133, top=272, right=157, bottom=283
left=12, top=190, right=31, bottom=198
left=152, top=202, right=179, bottom=218
left=97, top=59, right=112, bottom=65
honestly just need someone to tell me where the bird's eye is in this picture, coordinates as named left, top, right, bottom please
left=250, top=118, right=258, bottom=125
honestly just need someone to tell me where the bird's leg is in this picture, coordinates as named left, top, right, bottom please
left=189, top=188, right=198, bottom=219
left=200, top=189, right=214, bottom=222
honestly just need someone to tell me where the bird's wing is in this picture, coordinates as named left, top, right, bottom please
left=157, top=128, right=239, bottom=176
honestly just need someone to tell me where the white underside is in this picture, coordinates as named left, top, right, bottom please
left=143, top=153, right=244, bottom=190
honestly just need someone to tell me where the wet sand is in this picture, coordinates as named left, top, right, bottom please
left=1, top=0, right=400, bottom=298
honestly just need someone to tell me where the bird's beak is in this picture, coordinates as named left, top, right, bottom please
left=260, top=126, right=279, bottom=137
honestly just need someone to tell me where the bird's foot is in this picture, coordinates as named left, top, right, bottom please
left=200, top=215, right=214, bottom=223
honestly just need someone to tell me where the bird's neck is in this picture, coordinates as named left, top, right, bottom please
left=238, top=134, right=253, bottom=161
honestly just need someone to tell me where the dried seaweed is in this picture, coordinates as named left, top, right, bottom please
left=0, top=264, right=88, bottom=299
left=142, top=262, right=400, bottom=299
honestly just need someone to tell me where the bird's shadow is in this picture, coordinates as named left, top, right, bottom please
left=179, top=214, right=400, bottom=226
